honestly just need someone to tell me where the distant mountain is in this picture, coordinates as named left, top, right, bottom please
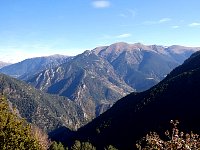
left=93, top=42, right=198, bottom=91
left=0, top=73, right=87, bottom=132
left=0, top=54, right=70, bottom=80
left=25, top=42, right=199, bottom=121
left=27, top=51, right=133, bottom=119
left=72, top=51, right=200, bottom=150
left=0, top=61, right=11, bottom=69
left=165, top=45, right=199, bottom=63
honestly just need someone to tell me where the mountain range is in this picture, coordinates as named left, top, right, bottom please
left=24, top=43, right=198, bottom=119
left=69, top=50, right=200, bottom=150
left=1, top=43, right=198, bottom=91
left=26, top=50, right=133, bottom=118
left=0, top=42, right=199, bottom=137
left=0, top=54, right=70, bottom=79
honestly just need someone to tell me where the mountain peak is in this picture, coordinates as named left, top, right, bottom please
left=167, top=45, right=200, bottom=54
left=93, top=42, right=167, bottom=56
left=46, top=54, right=69, bottom=58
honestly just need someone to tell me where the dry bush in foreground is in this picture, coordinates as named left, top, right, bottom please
left=136, top=120, right=200, bottom=150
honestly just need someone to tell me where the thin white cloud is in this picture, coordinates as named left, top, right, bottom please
left=159, top=18, right=171, bottom=23
left=116, top=33, right=132, bottom=38
left=172, top=25, right=180, bottom=29
left=189, top=22, right=200, bottom=27
left=92, top=0, right=110, bottom=8
left=119, top=13, right=127, bottom=18
left=144, top=18, right=171, bottom=25
left=101, top=33, right=132, bottom=40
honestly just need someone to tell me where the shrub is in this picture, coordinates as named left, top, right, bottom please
left=49, top=141, right=67, bottom=150
left=71, top=140, right=96, bottom=150
left=136, top=120, right=200, bottom=150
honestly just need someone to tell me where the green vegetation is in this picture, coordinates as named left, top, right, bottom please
left=71, top=140, right=96, bottom=150
left=0, top=96, right=43, bottom=150
left=49, top=141, right=68, bottom=150
left=48, top=140, right=118, bottom=150
left=0, top=95, right=117, bottom=150
left=70, top=140, right=118, bottom=150
left=104, top=145, right=118, bottom=150
left=0, top=73, right=87, bottom=132
left=136, top=120, right=200, bottom=150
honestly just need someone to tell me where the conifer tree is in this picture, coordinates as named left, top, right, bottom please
left=0, top=96, right=41, bottom=150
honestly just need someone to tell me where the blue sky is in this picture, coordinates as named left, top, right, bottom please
left=0, top=0, right=200, bottom=62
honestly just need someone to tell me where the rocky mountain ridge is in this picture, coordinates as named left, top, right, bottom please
left=93, top=42, right=199, bottom=91
left=26, top=51, right=133, bottom=119
left=0, top=54, right=70, bottom=79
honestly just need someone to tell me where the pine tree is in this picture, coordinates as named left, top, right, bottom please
left=0, top=96, right=41, bottom=150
